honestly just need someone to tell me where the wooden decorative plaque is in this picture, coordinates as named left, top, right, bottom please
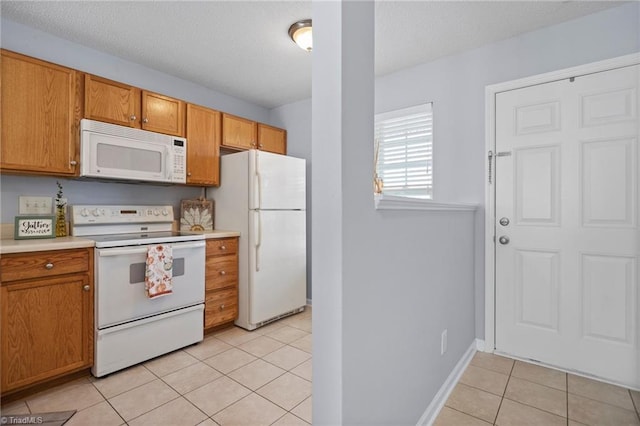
left=14, top=215, right=56, bottom=239
left=180, top=199, right=214, bottom=231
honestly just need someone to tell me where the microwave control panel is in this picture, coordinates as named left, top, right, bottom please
left=171, top=139, right=186, bottom=183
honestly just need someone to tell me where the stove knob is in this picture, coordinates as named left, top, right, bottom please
left=161, top=209, right=169, bottom=216
left=92, top=208, right=101, bottom=217
left=80, top=208, right=89, bottom=217
left=153, top=209, right=160, bottom=216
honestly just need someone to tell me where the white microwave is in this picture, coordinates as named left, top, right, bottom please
left=80, top=119, right=186, bottom=184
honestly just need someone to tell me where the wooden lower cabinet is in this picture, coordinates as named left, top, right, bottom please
left=0, top=248, right=94, bottom=394
left=204, top=238, right=239, bottom=330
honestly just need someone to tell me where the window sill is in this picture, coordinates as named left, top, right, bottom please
left=374, top=194, right=477, bottom=211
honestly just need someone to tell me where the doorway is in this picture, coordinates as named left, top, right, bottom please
left=485, top=55, right=640, bottom=389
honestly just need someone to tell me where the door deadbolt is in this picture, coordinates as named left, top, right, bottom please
left=499, top=236, right=510, bottom=245
left=499, top=217, right=510, bottom=226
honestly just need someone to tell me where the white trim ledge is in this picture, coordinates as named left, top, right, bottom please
left=375, top=194, right=477, bottom=211
left=416, top=339, right=478, bottom=426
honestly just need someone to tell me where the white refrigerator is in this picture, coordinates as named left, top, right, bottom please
left=208, top=149, right=306, bottom=330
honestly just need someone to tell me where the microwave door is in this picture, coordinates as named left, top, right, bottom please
left=83, top=133, right=167, bottom=182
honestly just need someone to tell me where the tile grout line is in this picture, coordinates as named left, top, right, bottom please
left=442, top=406, right=494, bottom=425
left=566, top=373, right=569, bottom=426
left=630, top=389, right=640, bottom=422
left=492, top=359, right=516, bottom=425
left=90, top=380, right=138, bottom=426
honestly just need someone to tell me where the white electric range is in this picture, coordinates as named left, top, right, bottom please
left=70, top=205, right=206, bottom=377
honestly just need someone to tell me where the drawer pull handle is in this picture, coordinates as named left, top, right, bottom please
left=83, top=285, right=90, bottom=292
left=219, top=304, right=225, bottom=311
left=220, top=245, right=226, bottom=250
left=220, top=270, right=226, bottom=276
left=45, top=263, right=54, bottom=270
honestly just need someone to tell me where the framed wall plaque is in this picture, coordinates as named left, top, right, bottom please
left=14, top=215, right=56, bottom=239
left=180, top=199, right=214, bottom=231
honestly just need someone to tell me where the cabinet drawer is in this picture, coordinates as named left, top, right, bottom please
left=206, top=238, right=238, bottom=256
left=206, top=256, right=238, bottom=291
left=1, top=249, right=89, bottom=282
left=205, top=288, right=238, bottom=328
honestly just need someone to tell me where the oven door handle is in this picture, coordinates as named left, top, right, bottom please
left=97, top=241, right=205, bottom=257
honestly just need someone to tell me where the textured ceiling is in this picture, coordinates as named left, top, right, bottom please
left=1, top=1, right=625, bottom=109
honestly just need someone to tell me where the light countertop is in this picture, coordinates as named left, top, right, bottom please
left=0, top=225, right=240, bottom=254
left=0, top=236, right=95, bottom=254
left=182, top=229, right=240, bottom=239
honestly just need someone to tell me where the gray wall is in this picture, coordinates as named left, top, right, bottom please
left=374, top=1, right=640, bottom=339
left=0, top=17, right=272, bottom=223
left=278, top=2, right=640, bottom=423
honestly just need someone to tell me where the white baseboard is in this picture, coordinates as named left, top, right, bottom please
left=306, top=298, right=312, bottom=306
left=476, top=339, right=486, bottom=352
left=416, top=339, right=478, bottom=426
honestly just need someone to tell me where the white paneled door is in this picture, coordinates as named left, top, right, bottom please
left=495, top=64, right=639, bottom=388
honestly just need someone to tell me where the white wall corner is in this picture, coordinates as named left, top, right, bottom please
left=415, top=341, right=477, bottom=426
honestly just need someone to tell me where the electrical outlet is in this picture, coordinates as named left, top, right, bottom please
left=441, top=329, right=448, bottom=355
left=19, top=196, right=53, bottom=215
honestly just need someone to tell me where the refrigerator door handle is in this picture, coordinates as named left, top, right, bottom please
left=255, top=210, right=262, bottom=272
left=253, top=150, right=262, bottom=209
left=256, top=171, right=262, bottom=209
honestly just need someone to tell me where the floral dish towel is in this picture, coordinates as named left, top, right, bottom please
left=145, top=244, right=173, bottom=298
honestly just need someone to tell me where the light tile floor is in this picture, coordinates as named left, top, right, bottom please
left=1, top=308, right=312, bottom=426
left=435, top=351, right=640, bottom=426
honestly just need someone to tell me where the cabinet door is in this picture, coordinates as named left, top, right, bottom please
left=1, top=275, right=93, bottom=392
left=186, top=104, right=220, bottom=186
left=258, top=124, right=287, bottom=154
left=221, top=113, right=257, bottom=151
left=141, top=91, right=186, bottom=137
left=85, top=74, right=141, bottom=128
left=1, top=50, right=81, bottom=175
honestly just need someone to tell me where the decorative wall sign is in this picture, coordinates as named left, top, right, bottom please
left=14, top=215, right=56, bottom=239
left=180, top=199, right=214, bottom=231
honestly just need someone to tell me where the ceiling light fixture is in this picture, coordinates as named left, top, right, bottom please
left=288, top=19, right=312, bottom=52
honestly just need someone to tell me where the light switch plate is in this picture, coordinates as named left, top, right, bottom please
left=19, top=196, right=53, bottom=215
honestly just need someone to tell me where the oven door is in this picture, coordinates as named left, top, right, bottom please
left=95, top=240, right=205, bottom=329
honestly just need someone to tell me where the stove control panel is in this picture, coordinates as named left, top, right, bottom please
left=70, top=205, right=174, bottom=225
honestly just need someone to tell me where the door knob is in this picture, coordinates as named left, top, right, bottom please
left=499, top=236, right=510, bottom=245
left=499, top=217, right=510, bottom=226
left=83, top=285, right=91, bottom=291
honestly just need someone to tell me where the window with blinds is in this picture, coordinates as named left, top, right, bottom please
left=374, top=103, right=433, bottom=199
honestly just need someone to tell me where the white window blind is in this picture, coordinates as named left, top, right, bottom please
left=374, top=103, right=433, bottom=199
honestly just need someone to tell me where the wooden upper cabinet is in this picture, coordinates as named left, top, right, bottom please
left=186, top=104, right=221, bottom=186
left=142, top=91, right=186, bottom=137
left=258, top=123, right=287, bottom=155
left=1, top=50, right=81, bottom=176
left=85, top=74, right=140, bottom=127
left=84, top=74, right=185, bottom=137
left=221, top=113, right=257, bottom=151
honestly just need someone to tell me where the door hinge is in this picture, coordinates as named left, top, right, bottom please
left=495, top=151, right=512, bottom=157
